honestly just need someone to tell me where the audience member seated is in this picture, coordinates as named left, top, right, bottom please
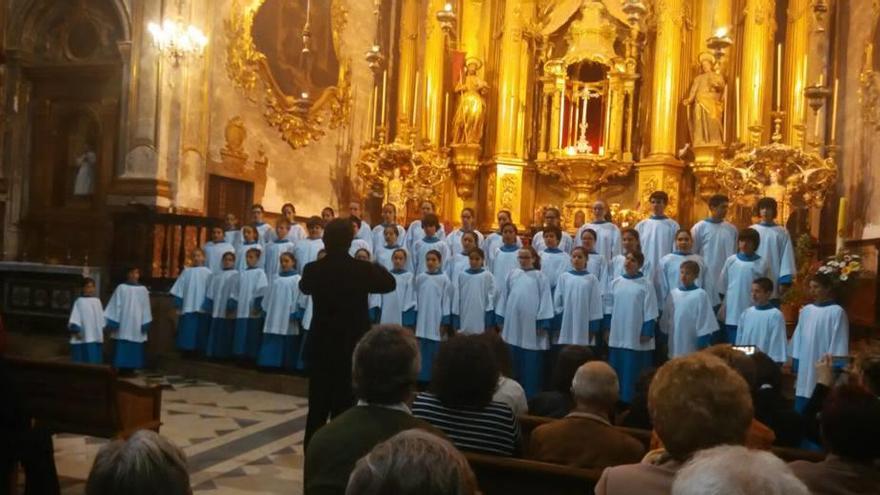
left=305, top=325, right=437, bottom=495
left=528, top=361, right=644, bottom=468
left=595, top=352, right=753, bottom=495
left=85, top=430, right=190, bottom=495
left=412, top=334, right=521, bottom=456
left=751, top=350, right=804, bottom=447
left=789, top=384, right=880, bottom=494
left=481, top=332, right=528, bottom=416
left=671, top=445, right=809, bottom=495
left=618, top=367, right=656, bottom=429
left=346, top=429, right=478, bottom=495
left=528, top=345, right=594, bottom=418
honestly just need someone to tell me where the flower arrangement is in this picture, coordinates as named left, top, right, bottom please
left=817, top=251, right=862, bottom=284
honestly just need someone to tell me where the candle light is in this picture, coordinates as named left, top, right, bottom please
left=580, top=88, right=588, bottom=126
left=776, top=43, right=782, bottom=110
left=723, top=83, right=728, bottom=140
left=371, top=84, right=378, bottom=140
left=443, top=92, right=450, bottom=145
left=830, top=78, right=839, bottom=140
left=380, top=70, right=388, bottom=127
left=837, top=197, right=848, bottom=237
left=735, top=76, right=741, bottom=141
left=412, top=71, right=420, bottom=127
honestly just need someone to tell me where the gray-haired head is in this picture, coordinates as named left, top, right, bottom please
left=345, top=429, right=477, bottom=495
left=86, top=429, right=190, bottom=495
left=571, top=361, right=619, bottom=409
left=671, top=445, right=809, bottom=495
left=352, top=324, right=420, bottom=405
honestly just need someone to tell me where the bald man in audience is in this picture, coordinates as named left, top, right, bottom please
left=528, top=362, right=644, bottom=469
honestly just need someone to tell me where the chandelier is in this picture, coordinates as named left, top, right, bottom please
left=147, top=19, right=208, bottom=65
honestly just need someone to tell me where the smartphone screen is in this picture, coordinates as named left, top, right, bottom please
left=732, top=345, right=756, bottom=355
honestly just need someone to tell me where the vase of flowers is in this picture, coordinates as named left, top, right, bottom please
left=816, top=251, right=862, bottom=304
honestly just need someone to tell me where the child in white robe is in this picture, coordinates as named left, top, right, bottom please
left=224, top=213, right=243, bottom=252
left=750, top=197, right=796, bottom=303
left=452, top=248, right=495, bottom=334
left=532, top=207, right=574, bottom=253
left=581, top=228, right=610, bottom=301
left=606, top=251, right=659, bottom=403
left=575, top=200, right=621, bottom=262
left=635, top=190, right=679, bottom=286
left=231, top=248, right=268, bottom=360
left=490, top=223, right=522, bottom=301
left=346, top=215, right=374, bottom=256
left=203, top=252, right=239, bottom=359
left=496, top=246, right=554, bottom=398
left=450, top=231, right=480, bottom=284
left=264, top=220, right=296, bottom=282
left=657, top=230, right=717, bottom=307
left=105, top=267, right=152, bottom=370
left=691, top=194, right=737, bottom=301
left=540, top=227, right=571, bottom=292
left=235, top=225, right=263, bottom=271
left=483, top=209, right=522, bottom=267
left=790, top=273, right=849, bottom=413
left=553, top=247, right=603, bottom=347
left=371, top=203, right=407, bottom=253
left=736, top=277, right=788, bottom=364
left=294, top=216, right=325, bottom=270
left=660, top=260, right=718, bottom=358
left=414, top=250, right=453, bottom=382
left=69, top=278, right=104, bottom=364
left=608, top=228, right=653, bottom=333
left=348, top=201, right=374, bottom=250
left=446, top=207, right=485, bottom=252
left=718, top=228, right=769, bottom=344
left=246, top=204, right=273, bottom=243
left=276, top=203, right=307, bottom=243
left=354, top=249, right=383, bottom=323
left=375, top=223, right=411, bottom=272
left=412, top=214, right=449, bottom=275
left=404, top=200, right=447, bottom=254
left=204, top=226, right=235, bottom=274
left=170, top=248, right=212, bottom=353
left=381, top=249, right=416, bottom=327
left=258, top=252, right=305, bottom=369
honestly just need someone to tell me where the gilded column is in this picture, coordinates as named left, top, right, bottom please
left=738, top=0, right=775, bottom=147
left=421, top=0, right=446, bottom=146
left=783, top=0, right=809, bottom=148
left=396, top=0, right=418, bottom=135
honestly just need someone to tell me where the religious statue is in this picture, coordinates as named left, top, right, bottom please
left=451, top=58, right=489, bottom=145
left=73, top=145, right=96, bottom=196
left=683, top=52, right=726, bottom=146
left=764, top=169, right=792, bottom=224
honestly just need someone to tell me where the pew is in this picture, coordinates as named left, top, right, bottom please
left=464, top=451, right=602, bottom=495
left=6, top=356, right=162, bottom=438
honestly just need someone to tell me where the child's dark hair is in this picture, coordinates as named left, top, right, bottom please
left=627, top=251, right=645, bottom=267
left=322, top=206, right=335, bottom=216
left=753, top=277, right=774, bottom=293
left=126, top=265, right=140, bottom=274
left=306, top=216, right=324, bottom=229
left=422, top=213, right=440, bottom=229
left=462, top=231, right=479, bottom=244
left=392, top=248, right=408, bottom=259
left=384, top=223, right=400, bottom=235
left=621, top=227, right=640, bottom=242
left=354, top=248, right=371, bottom=260
left=349, top=215, right=361, bottom=226
left=570, top=246, right=588, bottom=259
left=811, top=272, right=834, bottom=289
left=279, top=252, right=297, bottom=267
left=498, top=209, right=512, bottom=219
left=501, top=222, right=518, bottom=235
left=282, top=202, right=296, bottom=213
left=738, top=228, right=760, bottom=250
left=522, top=246, right=541, bottom=270
left=675, top=229, right=692, bottom=239
left=544, top=225, right=562, bottom=241
left=756, top=197, right=778, bottom=217
left=246, top=247, right=261, bottom=258
left=82, top=277, right=96, bottom=288
left=426, top=249, right=443, bottom=263
left=649, top=191, right=669, bottom=204
left=580, top=228, right=598, bottom=241
left=222, top=251, right=236, bottom=261
left=383, top=203, right=397, bottom=213
left=469, top=248, right=485, bottom=260
left=708, top=194, right=729, bottom=209
left=252, top=203, right=264, bottom=211
left=461, top=207, right=476, bottom=217
left=680, top=260, right=700, bottom=276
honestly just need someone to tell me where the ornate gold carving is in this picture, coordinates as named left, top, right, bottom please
left=356, top=138, right=452, bottom=207
left=223, top=0, right=351, bottom=149
left=500, top=173, right=519, bottom=212
left=222, top=116, right=248, bottom=160
left=638, top=174, right=680, bottom=218
left=451, top=143, right=482, bottom=199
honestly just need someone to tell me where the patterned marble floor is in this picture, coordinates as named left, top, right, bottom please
left=52, top=375, right=308, bottom=494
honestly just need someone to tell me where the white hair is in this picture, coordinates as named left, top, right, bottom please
left=86, top=429, right=190, bottom=495
left=571, top=361, right=618, bottom=406
left=671, top=445, right=809, bottom=495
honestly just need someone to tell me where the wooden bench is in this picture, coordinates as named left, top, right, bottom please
left=464, top=451, right=602, bottom=495
left=6, top=356, right=162, bottom=438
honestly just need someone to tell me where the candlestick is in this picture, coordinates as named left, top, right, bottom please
left=559, top=86, right=565, bottom=150
left=837, top=197, right=848, bottom=236
left=723, top=83, right=728, bottom=140
left=735, top=76, right=741, bottom=141
left=381, top=70, right=388, bottom=127
left=412, top=71, right=420, bottom=127
left=580, top=88, right=588, bottom=126
left=443, top=92, right=450, bottom=145
left=830, top=78, right=839, bottom=140
left=776, top=43, right=782, bottom=110
left=371, top=84, right=378, bottom=140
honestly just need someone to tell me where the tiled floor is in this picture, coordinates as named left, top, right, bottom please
left=52, top=375, right=308, bottom=494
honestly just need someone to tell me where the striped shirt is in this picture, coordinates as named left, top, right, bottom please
left=411, top=392, right=521, bottom=456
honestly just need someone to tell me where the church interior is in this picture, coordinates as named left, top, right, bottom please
left=1, top=0, right=880, bottom=494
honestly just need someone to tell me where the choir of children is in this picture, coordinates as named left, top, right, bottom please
left=413, top=250, right=453, bottom=382
left=68, top=278, right=105, bottom=364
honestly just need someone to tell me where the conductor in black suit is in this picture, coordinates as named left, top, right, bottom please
left=300, top=218, right=396, bottom=447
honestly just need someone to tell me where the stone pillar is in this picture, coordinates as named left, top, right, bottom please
left=421, top=0, right=447, bottom=146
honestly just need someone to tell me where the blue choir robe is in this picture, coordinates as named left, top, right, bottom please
left=225, top=229, right=243, bottom=252
left=607, top=273, right=659, bottom=402
left=446, top=228, right=485, bottom=253
left=258, top=271, right=305, bottom=368
left=737, top=305, right=788, bottom=363
left=553, top=271, right=602, bottom=346
left=295, top=238, right=325, bottom=270
left=348, top=238, right=373, bottom=257
left=482, top=232, right=522, bottom=268
left=263, top=239, right=296, bottom=282
left=203, top=268, right=239, bottom=358
left=532, top=230, right=574, bottom=253
left=403, top=220, right=446, bottom=254
left=375, top=244, right=413, bottom=273
left=660, top=286, right=718, bottom=358
left=69, top=296, right=104, bottom=364
left=496, top=268, right=554, bottom=398
left=380, top=270, right=416, bottom=326
left=657, top=252, right=718, bottom=307
left=371, top=224, right=407, bottom=255
left=791, top=302, right=849, bottom=403
left=235, top=242, right=264, bottom=271
left=204, top=241, right=235, bottom=274
left=541, top=248, right=571, bottom=291
left=576, top=221, right=622, bottom=262
left=691, top=218, right=738, bottom=292
left=250, top=222, right=273, bottom=244
left=169, top=265, right=212, bottom=352
left=105, top=283, right=152, bottom=369
left=718, top=253, right=769, bottom=342
left=635, top=216, right=680, bottom=285
left=412, top=236, right=450, bottom=275
left=368, top=292, right=382, bottom=323
left=414, top=271, right=453, bottom=381
left=452, top=268, right=495, bottom=334
left=750, top=222, right=796, bottom=299
left=230, top=267, right=268, bottom=359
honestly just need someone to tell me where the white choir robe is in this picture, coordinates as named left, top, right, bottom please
left=587, top=252, right=612, bottom=323
left=170, top=265, right=212, bottom=352
left=736, top=305, right=788, bottom=363
left=265, top=223, right=307, bottom=244
left=495, top=268, right=554, bottom=398
left=445, top=228, right=485, bottom=253
left=258, top=272, right=305, bottom=368
left=251, top=222, right=274, bottom=244
left=717, top=253, right=769, bottom=343
left=553, top=271, right=603, bottom=346
left=380, top=270, right=416, bottom=326
left=348, top=238, right=373, bottom=257
left=750, top=222, right=796, bottom=299
left=576, top=221, right=622, bottom=262
left=482, top=232, right=522, bottom=267
left=448, top=252, right=471, bottom=285
left=225, top=229, right=243, bottom=252
left=69, top=297, right=105, bottom=364
left=691, top=219, right=737, bottom=292
left=452, top=268, right=495, bottom=334
left=532, top=230, right=574, bottom=253
left=607, top=273, right=659, bottom=402
left=368, top=292, right=382, bottom=322
left=263, top=240, right=296, bottom=282
left=634, top=216, right=680, bottom=283
left=204, top=241, right=235, bottom=274
left=412, top=236, right=450, bottom=275
left=230, top=267, right=268, bottom=359
left=414, top=271, right=453, bottom=381
left=404, top=220, right=446, bottom=254
left=235, top=242, right=264, bottom=271
left=203, top=268, right=239, bottom=358
left=660, top=286, right=718, bottom=358
left=375, top=244, right=413, bottom=273
left=490, top=245, right=520, bottom=290
left=657, top=252, right=718, bottom=307
left=354, top=220, right=373, bottom=250
left=294, top=238, right=325, bottom=270
left=371, top=224, right=407, bottom=255
left=104, top=283, right=152, bottom=369
left=540, top=248, right=571, bottom=291
left=791, top=302, right=849, bottom=406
